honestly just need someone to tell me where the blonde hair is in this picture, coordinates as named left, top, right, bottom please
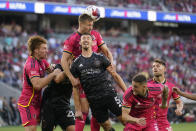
left=27, top=35, right=47, bottom=56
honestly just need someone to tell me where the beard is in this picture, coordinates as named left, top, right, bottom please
left=154, top=73, right=162, bottom=77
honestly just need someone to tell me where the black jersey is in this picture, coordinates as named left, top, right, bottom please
left=42, top=64, right=72, bottom=107
left=70, top=52, right=116, bottom=102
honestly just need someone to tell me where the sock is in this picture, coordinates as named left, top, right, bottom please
left=75, top=112, right=88, bottom=131
left=90, top=116, right=100, bottom=131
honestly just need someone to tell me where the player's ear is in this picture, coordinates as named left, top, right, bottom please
left=79, top=41, right=82, bottom=45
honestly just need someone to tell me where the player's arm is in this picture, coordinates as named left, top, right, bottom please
left=61, top=52, right=80, bottom=87
left=122, top=107, right=146, bottom=126
left=174, top=99, right=183, bottom=116
left=106, top=65, right=127, bottom=92
left=99, top=44, right=114, bottom=64
left=173, top=87, right=196, bottom=100
left=73, top=87, right=83, bottom=120
left=31, top=69, right=61, bottom=91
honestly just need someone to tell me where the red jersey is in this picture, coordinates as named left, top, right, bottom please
left=148, top=79, right=180, bottom=120
left=122, top=83, right=163, bottom=128
left=63, top=30, right=104, bottom=58
left=18, top=56, right=49, bottom=107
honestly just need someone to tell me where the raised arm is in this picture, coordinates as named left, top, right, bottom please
left=106, top=65, right=127, bottom=92
left=61, top=52, right=80, bottom=87
left=100, top=44, right=114, bottom=64
left=173, top=87, right=196, bottom=101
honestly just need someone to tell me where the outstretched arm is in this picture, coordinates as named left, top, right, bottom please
left=173, top=87, right=196, bottom=101
left=106, top=65, right=127, bottom=92
left=100, top=44, right=114, bottom=64
left=73, top=87, right=83, bottom=120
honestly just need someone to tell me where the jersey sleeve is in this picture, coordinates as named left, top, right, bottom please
left=122, top=88, right=133, bottom=108
left=95, top=31, right=105, bottom=47
left=70, top=61, right=79, bottom=78
left=63, top=36, right=73, bottom=55
left=26, top=62, right=40, bottom=79
left=172, top=87, right=180, bottom=100
left=100, top=54, right=111, bottom=69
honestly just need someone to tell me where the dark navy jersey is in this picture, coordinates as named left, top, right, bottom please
left=71, top=52, right=116, bottom=102
left=42, top=64, right=72, bottom=107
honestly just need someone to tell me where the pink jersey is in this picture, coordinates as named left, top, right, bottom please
left=122, top=83, right=163, bottom=129
left=18, top=56, right=49, bottom=107
left=148, top=79, right=180, bottom=125
left=63, top=30, right=104, bottom=58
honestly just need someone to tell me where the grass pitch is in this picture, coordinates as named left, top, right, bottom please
left=0, top=123, right=196, bottom=131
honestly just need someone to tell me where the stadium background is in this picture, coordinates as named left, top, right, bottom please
left=0, top=0, right=196, bottom=130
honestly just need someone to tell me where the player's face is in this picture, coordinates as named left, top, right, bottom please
left=132, top=81, right=146, bottom=96
left=80, top=35, right=93, bottom=51
left=81, top=20, right=94, bottom=33
left=37, top=43, right=48, bottom=59
left=152, top=62, right=166, bottom=77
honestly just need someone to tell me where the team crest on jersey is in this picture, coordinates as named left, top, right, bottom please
left=94, top=59, right=101, bottom=67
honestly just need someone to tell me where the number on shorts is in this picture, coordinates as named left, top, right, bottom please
left=114, top=96, right=122, bottom=107
left=67, top=111, right=75, bottom=118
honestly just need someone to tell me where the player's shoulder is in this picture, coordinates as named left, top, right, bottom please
left=66, top=32, right=79, bottom=41
left=24, top=56, right=37, bottom=69
left=73, top=55, right=82, bottom=63
left=123, top=87, right=133, bottom=99
left=91, top=30, right=100, bottom=34
left=166, top=80, right=175, bottom=87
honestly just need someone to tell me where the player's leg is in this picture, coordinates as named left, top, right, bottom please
left=90, top=115, right=100, bottom=131
left=75, top=87, right=89, bottom=131
left=65, top=125, right=75, bottom=131
left=18, top=105, right=40, bottom=131
left=89, top=101, right=114, bottom=131
left=57, top=108, right=75, bottom=131
left=24, top=125, right=37, bottom=131
left=41, top=103, right=55, bottom=131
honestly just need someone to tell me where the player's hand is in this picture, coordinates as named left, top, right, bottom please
left=53, top=68, right=61, bottom=76
left=75, top=110, right=83, bottom=120
left=173, top=87, right=182, bottom=95
left=50, top=64, right=56, bottom=71
left=71, top=77, right=80, bottom=88
left=136, top=117, right=146, bottom=126
left=175, top=108, right=183, bottom=116
left=160, top=85, right=168, bottom=108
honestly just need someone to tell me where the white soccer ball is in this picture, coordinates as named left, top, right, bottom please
left=84, top=5, right=101, bottom=21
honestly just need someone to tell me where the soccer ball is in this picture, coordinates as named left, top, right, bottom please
left=84, top=5, right=101, bottom=21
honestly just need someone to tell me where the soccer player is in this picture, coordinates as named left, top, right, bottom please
left=122, top=73, right=168, bottom=131
left=61, top=14, right=113, bottom=131
left=149, top=59, right=183, bottom=131
left=173, top=87, right=196, bottom=101
left=17, top=36, right=61, bottom=131
left=41, top=64, right=75, bottom=131
left=70, top=33, right=127, bottom=131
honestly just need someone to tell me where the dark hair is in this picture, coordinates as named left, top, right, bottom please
left=78, top=14, right=93, bottom=23
left=132, top=73, right=147, bottom=83
left=27, top=35, right=47, bottom=56
left=81, top=33, right=93, bottom=40
left=153, top=59, right=166, bottom=67
left=54, top=64, right=63, bottom=71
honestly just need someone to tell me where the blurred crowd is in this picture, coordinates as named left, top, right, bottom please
left=0, top=96, right=21, bottom=126
left=30, top=0, right=196, bottom=13
left=0, top=22, right=196, bottom=94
